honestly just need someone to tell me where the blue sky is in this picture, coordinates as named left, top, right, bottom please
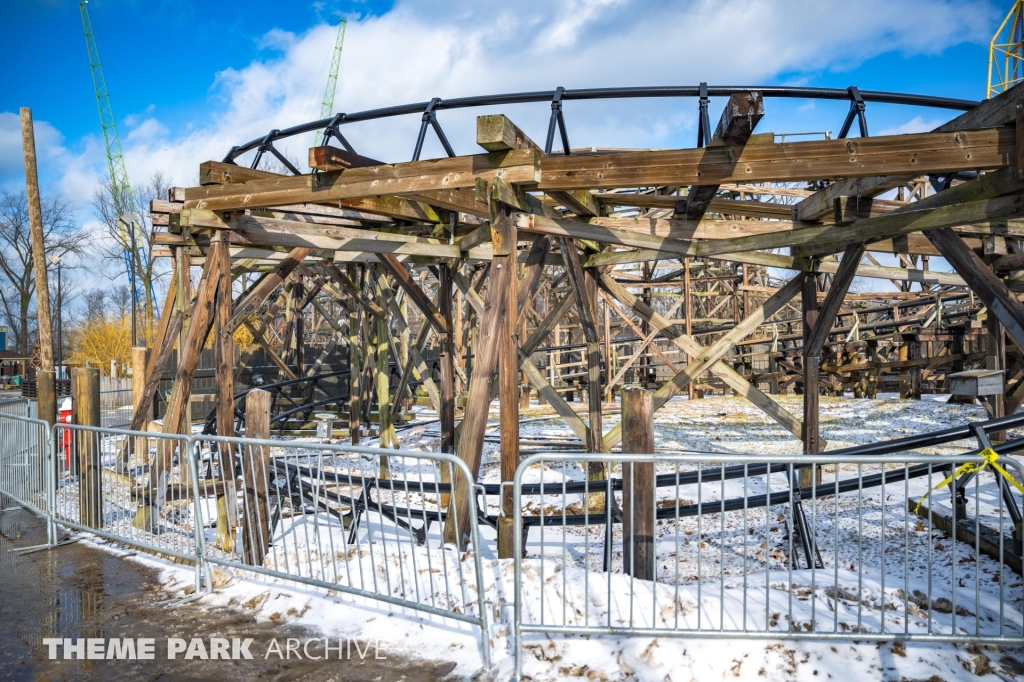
left=0, top=0, right=1009, bottom=288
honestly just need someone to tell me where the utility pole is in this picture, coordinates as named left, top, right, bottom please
left=20, top=107, right=56, bottom=426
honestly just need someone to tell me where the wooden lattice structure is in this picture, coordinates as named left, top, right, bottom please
left=135, top=81, right=1024, bottom=552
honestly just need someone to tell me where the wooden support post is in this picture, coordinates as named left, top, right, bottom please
left=621, top=386, right=654, bottom=581
left=73, top=366, right=102, bottom=529
left=561, top=237, right=605, bottom=472
left=242, top=389, right=272, bottom=566
left=213, top=234, right=236, bottom=552
left=497, top=224, right=520, bottom=558
left=348, top=267, right=361, bottom=445
left=21, top=108, right=56, bottom=427
left=376, top=311, right=393, bottom=476
left=684, top=258, right=694, bottom=401
left=132, top=346, right=151, bottom=421
left=444, top=197, right=514, bottom=548
left=438, top=264, right=456, bottom=454
left=988, top=312, right=1007, bottom=436
left=495, top=211, right=521, bottom=558
left=801, top=273, right=821, bottom=476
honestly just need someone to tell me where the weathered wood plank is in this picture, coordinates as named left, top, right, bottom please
left=184, top=149, right=542, bottom=211
left=540, top=127, right=1012, bottom=190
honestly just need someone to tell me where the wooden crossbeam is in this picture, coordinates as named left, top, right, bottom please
left=521, top=189, right=1024, bottom=262
left=597, top=274, right=805, bottom=442
left=377, top=252, right=449, bottom=335
left=925, top=227, right=1024, bottom=353
left=224, top=246, right=311, bottom=337
left=602, top=275, right=803, bottom=451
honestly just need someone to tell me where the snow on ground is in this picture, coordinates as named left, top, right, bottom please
left=71, top=396, right=1024, bottom=680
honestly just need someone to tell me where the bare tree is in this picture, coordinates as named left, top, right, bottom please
left=0, top=190, right=86, bottom=354
left=92, top=171, right=171, bottom=336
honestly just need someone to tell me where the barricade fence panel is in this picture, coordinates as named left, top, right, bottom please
left=192, top=434, right=491, bottom=666
left=99, top=389, right=133, bottom=428
left=51, top=422, right=200, bottom=573
left=0, top=413, right=50, bottom=516
left=512, top=451, right=1024, bottom=678
left=0, top=398, right=30, bottom=417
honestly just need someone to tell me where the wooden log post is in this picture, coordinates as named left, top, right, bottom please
left=375, top=305, right=393, bottom=478
left=801, top=273, right=820, bottom=474
left=20, top=108, right=56, bottom=428
left=241, top=389, right=272, bottom=566
left=621, top=386, right=655, bottom=581
left=213, top=234, right=237, bottom=552
left=497, top=220, right=520, bottom=559
left=987, top=312, right=1007, bottom=439
left=347, top=271, right=361, bottom=445
left=443, top=196, right=514, bottom=549
left=73, top=366, right=102, bottom=529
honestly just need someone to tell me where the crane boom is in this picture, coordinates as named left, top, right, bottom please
left=315, top=18, right=347, bottom=147
left=80, top=1, right=153, bottom=311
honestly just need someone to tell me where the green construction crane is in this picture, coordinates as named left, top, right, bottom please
left=315, top=17, right=348, bottom=147
left=79, top=0, right=154, bottom=323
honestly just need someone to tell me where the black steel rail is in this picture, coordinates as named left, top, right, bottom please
left=222, top=84, right=979, bottom=167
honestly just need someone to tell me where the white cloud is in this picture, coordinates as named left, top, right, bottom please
left=876, top=115, right=946, bottom=136
left=4, top=0, right=1002, bottom=214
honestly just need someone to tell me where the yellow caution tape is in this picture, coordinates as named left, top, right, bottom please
left=914, top=448, right=1024, bottom=514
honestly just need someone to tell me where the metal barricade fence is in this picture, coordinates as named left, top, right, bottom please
left=196, top=434, right=491, bottom=667
left=0, top=413, right=50, bottom=517
left=0, top=398, right=30, bottom=417
left=50, top=421, right=203, bottom=591
left=99, top=389, right=133, bottom=428
left=512, top=451, right=1024, bottom=679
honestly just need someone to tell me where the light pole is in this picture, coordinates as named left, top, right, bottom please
left=49, top=253, right=62, bottom=378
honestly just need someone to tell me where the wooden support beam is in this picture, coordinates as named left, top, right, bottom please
left=801, top=273, right=821, bottom=461
left=540, top=127, right=1011, bottom=190
left=162, top=246, right=224, bottom=437
left=476, top=114, right=539, bottom=152
left=804, top=244, right=868, bottom=357
left=444, top=199, right=515, bottom=549
left=184, top=149, right=541, bottom=211
left=438, top=264, right=457, bottom=455
left=520, top=188, right=1024, bottom=262
left=377, top=252, right=449, bottom=334
left=214, top=233, right=236, bottom=441
left=243, top=318, right=299, bottom=381
left=224, top=247, right=312, bottom=336
left=559, top=237, right=603, bottom=460
left=685, top=91, right=764, bottom=220
left=602, top=275, right=803, bottom=451
left=621, top=386, right=655, bottom=581
left=241, top=389, right=272, bottom=566
left=925, top=227, right=1024, bottom=353
left=497, top=213, right=520, bottom=559
left=73, top=366, right=102, bottom=529
left=597, top=274, right=805, bottom=441
left=319, top=261, right=387, bottom=320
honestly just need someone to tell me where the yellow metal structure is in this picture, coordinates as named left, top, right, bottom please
left=989, top=1, right=1024, bottom=98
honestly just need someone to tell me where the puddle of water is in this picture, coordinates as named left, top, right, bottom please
left=0, top=507, right=461, bottom=681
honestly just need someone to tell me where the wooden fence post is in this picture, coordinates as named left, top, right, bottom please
left=242, top=389, right=272, bottom=566
left=73, top=366, right=102, bottom=529
left=621, top=385, right=654, bottom=580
